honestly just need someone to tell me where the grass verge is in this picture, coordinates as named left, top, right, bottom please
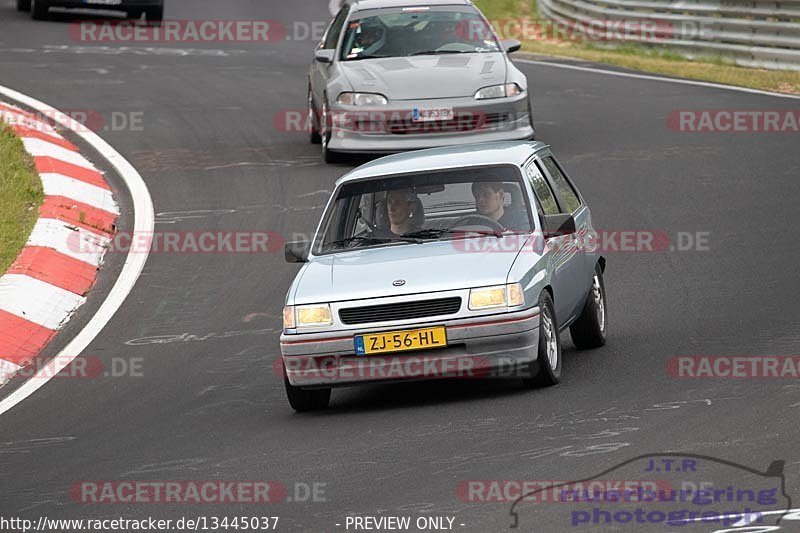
left=0, top=121, right=44, bottom=276
left=475, top=0, right=800, bottom=95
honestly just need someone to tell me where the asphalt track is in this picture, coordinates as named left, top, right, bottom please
left=1, top=1, right=800, bottom=531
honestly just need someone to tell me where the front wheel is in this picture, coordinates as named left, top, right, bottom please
left=284, top=375, right=330, bottom=412
left=570, top=263, right=607, bottom=349
left=522, top=291, right=561, bottom=388
left=308, top=88, right=321, bottom=144
left=320, top=100, right=344, bottom=164
left=17, top=0, right=31, bottom=12
left=527, top=98, right=535, bottom=139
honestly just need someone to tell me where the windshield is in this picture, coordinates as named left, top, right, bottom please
left=314, top=165, right=533, bottom=255
left=340, top=6, right=501, bottom=61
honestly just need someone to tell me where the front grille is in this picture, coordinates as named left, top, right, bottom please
left=338, top=297, right=462, bottom=325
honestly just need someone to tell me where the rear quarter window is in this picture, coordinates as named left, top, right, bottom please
left=541, top=156, right=581, bottom=213
left=525, top=162, right=560, bottom=216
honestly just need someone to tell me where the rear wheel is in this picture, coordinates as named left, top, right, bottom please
left=30, top=0, right=48, bottom=20
left=145, top=4, right=163, bottom=24
left=17, top=0, right=31, bottom=12
left=284, top=375, right=330, bottom=412
left=522, top=291, right=561, bottom=388
left=570, top=263, right=607, bottom=349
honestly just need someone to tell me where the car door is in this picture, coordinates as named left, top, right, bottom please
left=311, top=4, right=349, bottom=107
left=525, top=156, right=582, bottom=327
left=538, top=153, right=591, bottom=323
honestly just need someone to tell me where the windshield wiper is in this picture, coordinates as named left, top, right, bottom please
left=326, top=235, right=393, bottom=249
left=409, top=50, right=469, bottom=56
left=326, top=234, right=423, bottom=249
left=401, top=228, right=452, bottom=239
left=402, top=228, right=505, bottom=240
left=344, top=54, right=390, bottom=61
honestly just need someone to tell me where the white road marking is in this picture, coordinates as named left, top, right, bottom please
left=40, top=173, right=120, bottom=214
left=0, top=85, right=154, bottom=416
left=0, top=275, right=86, bottom=330
left=22, top=138, right=97, bottom=169
left=26, top=218, right=110, bottom=266
left=517, top=58, right=800, bottom=100
left=0, top=108, right=62, bottom=136
left=0, top=360, right=22, bottom=386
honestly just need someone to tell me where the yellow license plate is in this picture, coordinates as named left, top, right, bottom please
left=355, top=326, right=447, bottom=355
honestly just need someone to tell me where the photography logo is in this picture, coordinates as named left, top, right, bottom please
left=508, top=453, right=793, bottom=531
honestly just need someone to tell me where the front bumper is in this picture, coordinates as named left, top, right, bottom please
left=326, top=93, right=534, bottom=154
left=280, top=307, right=540, bottom=388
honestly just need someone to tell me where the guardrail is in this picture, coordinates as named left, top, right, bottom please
left=537, top=0, right=800, bottom=70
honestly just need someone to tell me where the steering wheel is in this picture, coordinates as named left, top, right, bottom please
left=451, top=214, right=504, bottom=233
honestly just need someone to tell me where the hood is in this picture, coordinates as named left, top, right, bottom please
left=339, top=53, right=507, bottom=100
left=290, top=236, right=532, bottom=305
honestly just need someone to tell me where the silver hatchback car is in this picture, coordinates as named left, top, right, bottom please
left=309, top=0, right=535, bottom=163
left=279, top=142, right=607, bottom=411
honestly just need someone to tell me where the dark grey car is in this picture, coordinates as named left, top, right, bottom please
left=18, top=0, right=163, bottom=21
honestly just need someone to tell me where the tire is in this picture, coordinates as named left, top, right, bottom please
left=308, top=88, right=321, bottom=144
left=30, top=0, right=48, bottom=20
left=17, top=0, right=31, bottom=12
left=284, top=375, right=330, bottom=412
left=145, top=4, right=163, bottom=24
left=570, top=263, right=608, bottom=349
left=522, top=291, right=562, bottom=388
left=320, top=100, right=344, bottom=164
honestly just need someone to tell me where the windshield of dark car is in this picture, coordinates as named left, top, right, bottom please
left=314, top=165, right=533, bottom=255
left=340, top=6, right=501, bottom=61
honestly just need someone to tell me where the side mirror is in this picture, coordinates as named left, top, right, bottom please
left=501, top=39, right=522, bottom=54
left=285, top=240, right=311, bottom=263
left=314, top=49, right=335, bottom=63
left=542, top=213, right=576, bottom=239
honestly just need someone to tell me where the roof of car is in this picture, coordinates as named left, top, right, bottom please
left=337, top=141, right=549, bottom=184
left=348, top=0, right=472, bottom=13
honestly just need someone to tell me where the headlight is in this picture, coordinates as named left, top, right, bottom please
left=283, top=304, right=333, bottom=329
left=468, top=283, right=525, bottom=310
left=474, top=83, right=523, bottom=100
left=337, top=92, right=388, bottom=106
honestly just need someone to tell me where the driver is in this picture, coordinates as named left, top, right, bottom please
left=385, top=189, right=422, bottom=235
left=352, top=21, right=386, bottom=57
left=471, top=181, right=527, bottom=230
